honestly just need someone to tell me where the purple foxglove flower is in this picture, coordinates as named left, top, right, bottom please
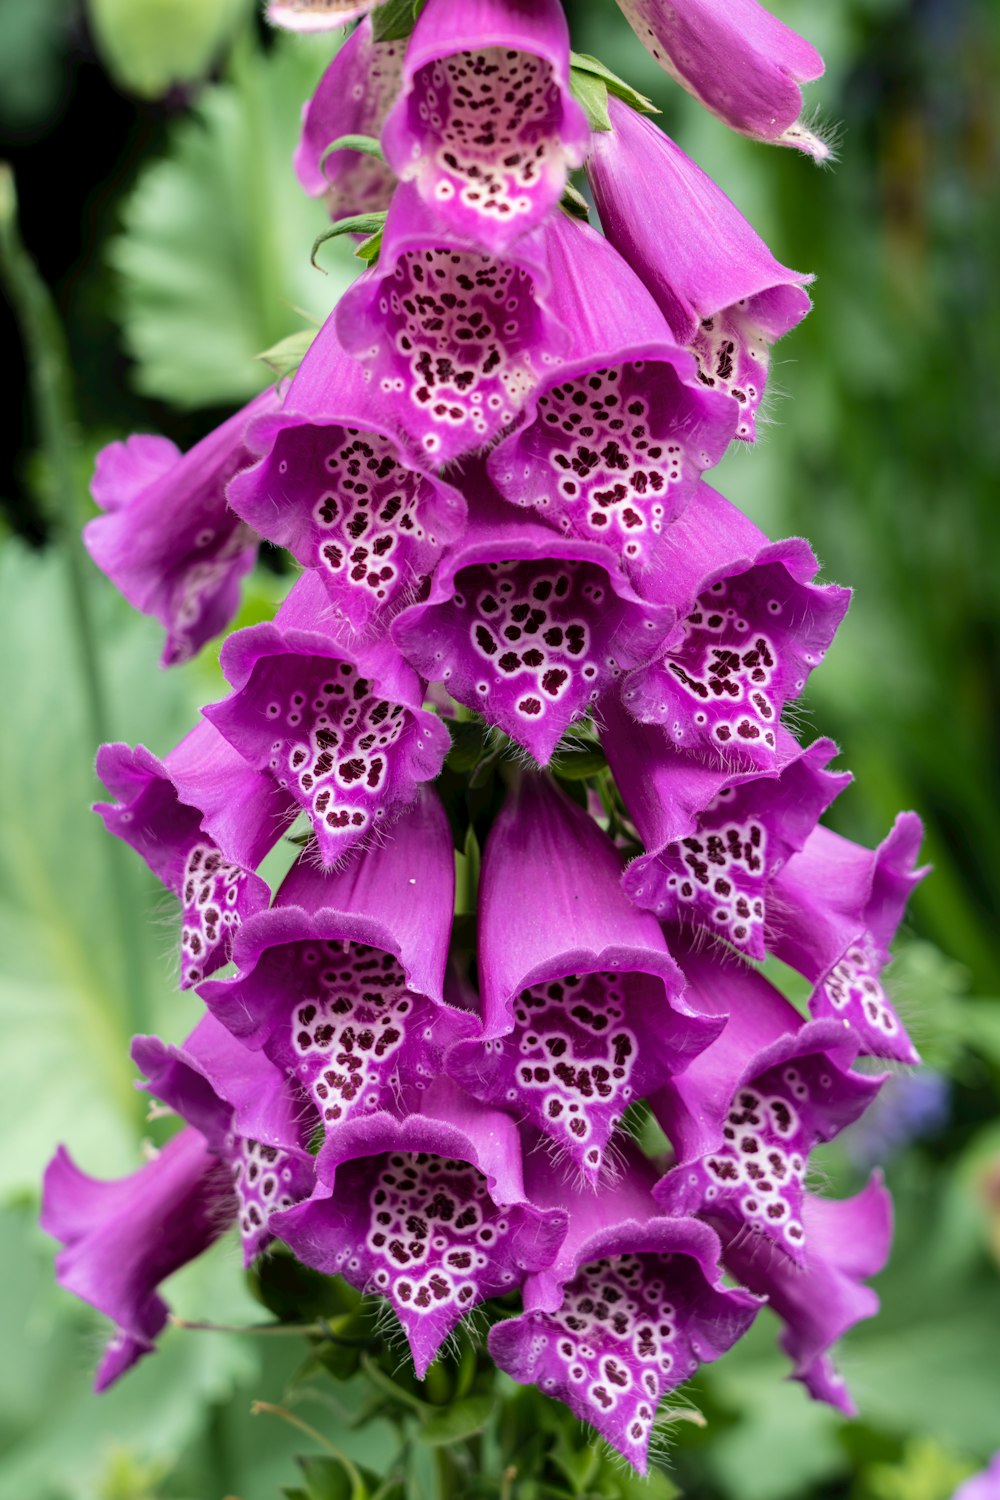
left=200, top=789, right=476, bottom=1135
left=95, top=720, right=293, bottom=987
left=227, top=324, right=466, bottom=635
left=85, top=392, right=276, bottom=668
left=268, top=0, right=387, bottom=29
left=486, top=213, right=738, bottom=597
left=617, top=485, right=849, bottom=770
left=770, top=814, right=927, bottom=1063
left=952, top=1454, right=1000, bottom=1500
left=391, top=475, right=673, bottom=764
left=271, top=1078, right=568, bottom=1378
left=652, top=937, right=882, bottom=1265
left=380, top=0, right=589, bottom=253
left=446, top=773, right=721, bottom=1182
left=133, top=1015, right=316, bottom=1264
left=722, top=1174, right=892, bottom=1412
left=203, top=570, right=450, bottom=866
left=335, top=183, right=566, bottom=464
left=294, top=20, right=402, bottom=220
left=41, top=1128, right=235, bottom=1391
left=602, top=696, right=849, bottom=959
left=489, top=1141, right=759, bottom=1472
left=614, top=0, right=829, bottom=160
left=588, top=99, right=813, bottom=441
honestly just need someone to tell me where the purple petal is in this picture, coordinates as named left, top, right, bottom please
left=272, top=1080, right=567, bottom=1378
left=228, top=323, right=466, bottom=634
left=391, top=475, right=673, bottom=764
left=614, top=0, right=829, bottom=159
left=85, top=392, right=276, bottom=667
left=295, top=19, right=402, bottom=218
left=952, top=1454, right=1000, bottom=1500
left=446, top=774, right=722, bottom=1182
left=770, top=815, right=927, bottom=1063
left=335, top=183, right=567, bottom=463
left=381, top=0, right=589, bottom=252
left=204, top=571, right=450, bottom=866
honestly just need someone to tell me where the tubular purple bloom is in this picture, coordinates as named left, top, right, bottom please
left=446, top=773, right=721, bottom=1183
left=614, top=0, right=829, bottom=160
left=335, top=183, right=566, bottom=464
left=952, top=1454, right=1000, bottom=1500
left=391, top=475, right=673, bottom=764
left=489, top=1142, right=759, bottom=1472
left=94, top=720, right=292, bottom=987
left=722, top=1174, right=893, bottom=1412
left=132, top=1016, right=317, bottom=1264
left=652, top=938, right=882, bottom=1265
left=295, top=20, right=402, bottom=219
left=618, top=485, right=849, bottom=769
left=85, top=392, right=275, bottom=667
left=227, top=324, right=466, bottom=634
left=486, top=213, right=738, bottom=595
left=41, top=1129, right=235, bottom=1391
left=200, top=789, right=476, bottom=1134
left=588, top=99, right=813, bottom=441
left=381, top=0, right=589, bottom=253
left=769, top=815, right=927, bottom=1063
left=268, top=0, right=387, bottom=30
left=203, top=571, right=450, bottom=866
left=271, top=1078, right=568, bottom=1378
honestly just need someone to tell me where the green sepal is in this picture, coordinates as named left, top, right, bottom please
left=560, top=182, right=591, bottom=222
left=569, top=51, right=659, bottom=117
left=569, top=66, right=611, bottom=133
left=312, top=214, right=387, bottom=271
left=249, top=1246, right=362, bottom=1323
left=298, top=1454, right=372, bottom=1500
left=257, top=327, right=316, bottom=380
left=372, top=0, right=425, bottom=43
left=550, top=744, right=608, bottom=781
left=319, top=134, right=386, bottom=173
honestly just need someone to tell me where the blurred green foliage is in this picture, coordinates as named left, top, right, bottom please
left=1, top=0, right=998, bottom=1496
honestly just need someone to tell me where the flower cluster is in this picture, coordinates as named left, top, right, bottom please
left=46, top=0, right=924, bottom=1474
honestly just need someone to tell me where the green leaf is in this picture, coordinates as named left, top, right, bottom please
left=568, top=52, right=659, bottom=116
left=85, top=0, right=252, bottom=98
left=446, top=719, right=489, bottom=773
left=419, top=1394, right=494, bottom=1447
left=110, top=34, right=358, bottom=408
left=258, top=327, right=318, bottom=380
left=371, top=0, right=424, bottom=44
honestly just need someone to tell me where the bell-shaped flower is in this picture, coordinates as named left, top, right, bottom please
left=335, top=183, right=567, bottom=463
left=446, top=774, right=722, bottom=1183
left=227, top=324, right=466, bottom=635
left=652, top=937, right=883, bottom=1265
left=85, top=391, right=275, bottom=667
left=200, top=789, right=475, bottom=1136
left=271, top=1077, right=568, bottom=1378
left=769, top=814, right=927, bottom=1063
left=295, top=19, right=402, bottom=220
left=489, top=1141, right=759, bottom=1472
left=381, top=0, right=589, bottom=252
left=95, top=720, right=293, bottom=987
left=602, top=696, right=849, bottom=959
left=133, top=1015, right=317, bottom=1264
left=203, top=571, right=450, bottom=867
left=722, top=1174, right=893, bottom=1412
left=392, top=472, right=673, bottom=764
left=618, top=485, right=849, bottom=770
left=614, top=0, right=829, bottom=160
left=487, top=213, right=737, bottom=599
left=41, top=1128, right=235, bottom=1391
left=589, top=99, right=813, bottom=440
left=952, top=1454, right=1000, bottom=1500
left=268, top=0, right=388, bottom=30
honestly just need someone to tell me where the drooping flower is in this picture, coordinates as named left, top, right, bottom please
left=617, top=484, right=849, bottom=771
left=272, top=1078, right=568, bottom=1377
left=652, top=935, right=883, bottom=1264
left=94, top=720, right=293, bottom=987
left=200, top=788, right=476, bottom=1133
left=391, top=472, right=673, bottom=764
left=489, top=1139, right=759, bottom=1471
left=41, top=1129, right=235, bottom=1390
left=203, top=570, right=451, bottom=866
left=133, top=1014, right=317, bottom=1263
left=335, top=183, right=567, bottom=463
left=614, top=0, right=830, bottom=160
left=486, top=212, right=738, bottom=596
left=951, top=1453, right=1000, bottom=1500
left=227, top=323, right=466, bottom=635
left=295, top=19, right=403, bottom=220
left=381, top=0, right=589, bottom=252
left=588, top=97, right=813, bottom=440
left=769, top=814, right=927, bottom=1063
left=445, top=773, right=721, bottom=1183
left=86, top=391, right=276, bottom=667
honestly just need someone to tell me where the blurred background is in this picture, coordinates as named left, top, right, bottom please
left=1, top=0, right=998, bottom=1495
